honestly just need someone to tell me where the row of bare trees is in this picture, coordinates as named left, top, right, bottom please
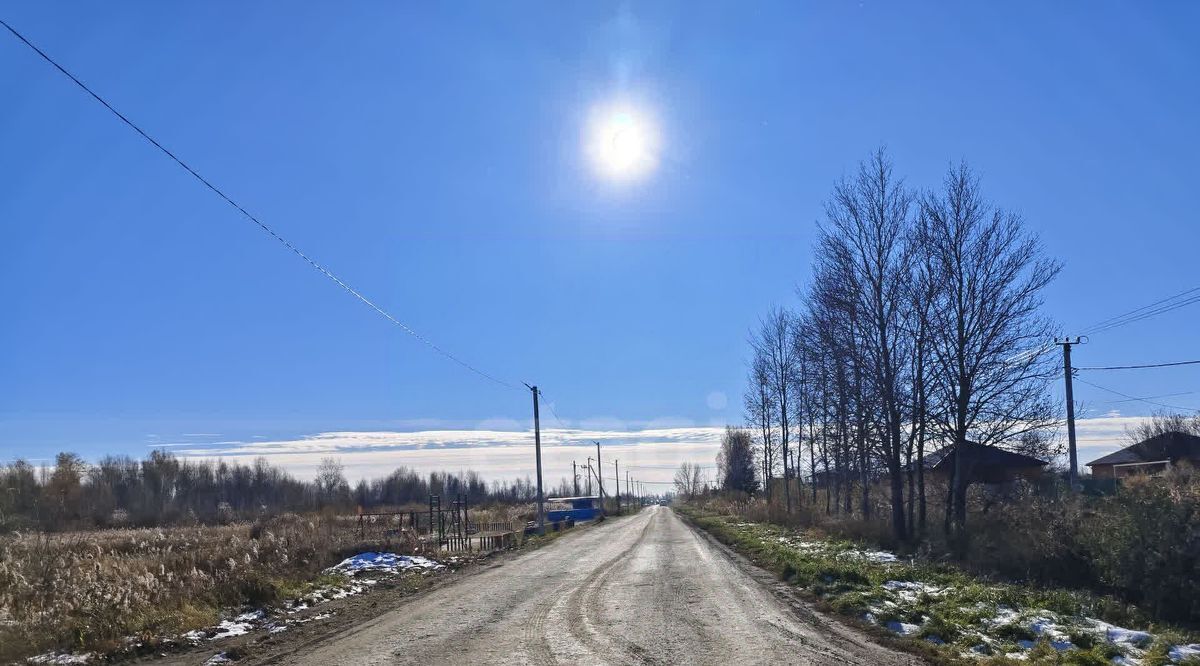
left=1, top=450, right=546, bottom=532
left=746, top=149, right=1062, bottom=546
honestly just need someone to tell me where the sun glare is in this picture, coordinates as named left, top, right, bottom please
left=586, top=103, right=659, bottom=181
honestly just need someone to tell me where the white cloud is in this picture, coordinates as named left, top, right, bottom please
left=172, top=426, right=726, bottom=486
left=168, top=416, right=1149, bottom=486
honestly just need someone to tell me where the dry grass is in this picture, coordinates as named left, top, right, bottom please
left=0, top=513, right=388, bottom=662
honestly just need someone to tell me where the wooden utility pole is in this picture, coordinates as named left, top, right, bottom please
left=613, top=459, right=620, bottom=515
left=525, top=383, right=546, bottom=535
left=1055, top=337, right=1083, bottom=489
left=572, top=460, right=579, bottom=496
left=626, top=470, right=631, bottom=508
left=586, top=457, right=593, bottom=496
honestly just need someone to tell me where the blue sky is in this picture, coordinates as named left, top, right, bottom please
left=2, top=2, right=1198, bottom=482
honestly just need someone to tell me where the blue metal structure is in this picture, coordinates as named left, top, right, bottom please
left=545, top=496, right=602, bottom=522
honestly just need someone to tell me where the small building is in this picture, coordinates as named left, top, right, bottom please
left=918, top=441, right=1049, bottom=484
left=545, top=496, right=602, bottom=523
left=1086, top=431, right=1200, bottom=480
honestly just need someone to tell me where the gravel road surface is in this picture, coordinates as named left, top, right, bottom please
left=253, top=506, right=919, bottom=665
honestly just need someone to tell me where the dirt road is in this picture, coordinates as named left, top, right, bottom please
left=248, top=506, right=917, bottom=665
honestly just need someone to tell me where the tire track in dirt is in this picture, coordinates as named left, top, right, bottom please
left=205, top=506, right=919, bottom=665
left=549, top=511, right=656, bottom=663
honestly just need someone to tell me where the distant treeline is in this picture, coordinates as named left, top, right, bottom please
left=0, top=450, right=561, bottom=532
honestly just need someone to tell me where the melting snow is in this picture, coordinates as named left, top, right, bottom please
left=882, top=580, right=943, bottom=602
left=203, top=653, right=231, bottom=666
left=886, top=620, right=922, bottom=636
left=182, top=609, right=266, bottom=642
left=26, top=654, right=94, bottom=665
left=1088, top=619, right=1153, bottom=649
left=837, top=549, right=898, bottom=563
left=1170, top=644, right=1200, bottom=661
left=326, top=552, right=443, bottom=574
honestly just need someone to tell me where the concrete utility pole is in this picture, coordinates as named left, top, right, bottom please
left=525, top=383, right=546, bottom=535
left=613, top=459, right=620, bottom=515
left=572, top=460, right=579, bottom=497
left=1055, top=337, right=1084, bottom=489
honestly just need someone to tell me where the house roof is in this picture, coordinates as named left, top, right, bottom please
left=920, top=441, right=1049, bottom=472
left=1086, top=431, right=1200, bottom=467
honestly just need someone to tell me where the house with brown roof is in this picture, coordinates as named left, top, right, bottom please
left=1086, top=431, right=1200, bottom=479
left=913, top=441, right=1050, bottom=484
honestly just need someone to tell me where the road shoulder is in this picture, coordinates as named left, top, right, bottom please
left=674, top=507, right=932, bottom=665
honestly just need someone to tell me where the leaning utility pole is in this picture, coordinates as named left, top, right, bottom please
left=572, top=460, right=579, bottom=496
left=1055, top=337, right=1084, bottom=489
left=613, top=459, right=620, bottom=515
left=524, top=383, right=546, bottom=535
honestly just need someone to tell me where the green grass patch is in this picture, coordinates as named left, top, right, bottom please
left=676, top=504, right=1199, bottom=666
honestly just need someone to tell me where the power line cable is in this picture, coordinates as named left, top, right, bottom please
left=1081, top=287, right=1200, bottom=336
left=1077, top=359, right=1200, bottom=371
left=1073, top=377, right=1200, bottom=413
left=534, top=388, right=572, bottom=432
left=0, top=18, right=516, bottom=391
left=1103, top=391, right=1194, bottom=405
left=1082, top=286, right=1199, bottom=332
left=623, top=463, right=718, bottom=470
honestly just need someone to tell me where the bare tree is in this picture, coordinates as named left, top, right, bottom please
left=315, top=457, right=349, bottom=509
left=673, top=462, right=707, bottom=499
left=1127, top=412, right=1200, bottom=442
left=752, top=308, right=798, bottom=512
left=918, top=162, right=1061, bottom=550
left=817, top=148, right=915, bottom=541
left=744, top=352, right=778, bottom=497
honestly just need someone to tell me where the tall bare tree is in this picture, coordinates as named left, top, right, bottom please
left=752, top=308, right=798, bottom=512
left=816, top=148, right=915, bottom=540
left=918, top=162, right=1061, bottom=549
left=745, top=352, right=778, bottom=497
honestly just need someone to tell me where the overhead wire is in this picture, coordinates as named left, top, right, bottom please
left=1073, top=377, right=1200, bottom=413
left=1077, top=359, right=1200, bottom=371
left=533, top=388, right=573, bottom=432
left=1103, top=391, right=1194, bottom=405
left=1080, top=286, right=1200, bottom=336
left=1, top=18, right=517, bottom=391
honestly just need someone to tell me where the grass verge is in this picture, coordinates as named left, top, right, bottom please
left=676, top=505, right=1200, bottom=666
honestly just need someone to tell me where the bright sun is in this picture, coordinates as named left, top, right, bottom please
left=586, top=103, right=659, bottom=181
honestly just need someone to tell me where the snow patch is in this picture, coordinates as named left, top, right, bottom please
left=881, top=580, right=944, bottom=602
left=1170, top=644, right=1200, bottom=662
left=326, top=552, right=443, bottom=574
left=837, top=549, right=899, bottom=563
left=886, top=620, right=922, bottom=636
left=182, top=609, right=266, bottom=642
left=26, top=654, right=94, bottom=665
left=1088, top=618, right=1153, bottom=649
